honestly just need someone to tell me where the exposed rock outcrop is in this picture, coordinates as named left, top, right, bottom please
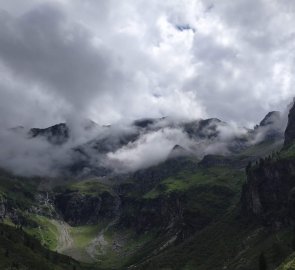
left=55, top=191, right=117, bottom=226
left=284, top=101, right=295, bottom=148
left=254, top=111, right=284, bottom=141
left=241, top=158, right=295, bottom=227
left=119, top=194, right=185, bottom=233
left=241, top=101, right=295, bottom=227
left=119, top=183, right=234, bottom=237
left=29, top=123, right=70, bottom=145
left=183, top=118, right=225, bottom=140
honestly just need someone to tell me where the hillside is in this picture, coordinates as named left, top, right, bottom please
left=0, top=104, right=293, bottom=270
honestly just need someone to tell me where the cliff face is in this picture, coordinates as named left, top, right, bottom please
left=30, top=123, right=69, bottom=145
left=119, top=194, right=186, bottom=233
left=55, top=191, right=118, bottom=226
left=241, top=101, right=295, bottom=227
left=241, top=159, right=295, bottom=226
left=284, top=101, right=295, bottom=148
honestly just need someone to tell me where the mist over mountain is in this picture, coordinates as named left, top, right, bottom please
left=0, top=108, right=288, bottom=177
left=2, top=1, right=295, bottom=270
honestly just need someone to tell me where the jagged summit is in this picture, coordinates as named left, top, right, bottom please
left=132, top=117, right=167, bottom=128
left=29, top=123, right=69, bottom=145
left=6, top=109, right=286, bottom=178
left=168, top=144, right=192, bottom=159
left=253, top=110, right=284, bottom=142
left=183, top=118, right=226, bottom=139
left=28, top=119, right=100, bottom=145
left=259, top=111, right=281, bottom=127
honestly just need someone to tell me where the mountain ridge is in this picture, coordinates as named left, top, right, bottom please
left=0, top=102, right=294, bottom=270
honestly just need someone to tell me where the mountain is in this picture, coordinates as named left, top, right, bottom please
left=183, top=118, right=225, bottom=139
left=18, top=111, right=285, bottom=178
left=259, top=111, right=281, bottom=127
left=253, top=110, right=284, bottom=142
left=0, top=106, right=294, bottom=270
left=137, top=104, right=295, bottom=270
left=132, top=117, right=167, bottom=129
left=29, top=123, right=70, bottom=145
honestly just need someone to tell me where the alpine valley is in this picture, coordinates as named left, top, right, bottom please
left=2, top=102, right=295, bottom=270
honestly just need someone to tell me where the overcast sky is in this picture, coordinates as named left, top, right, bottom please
left=0, top=0, right=294, bottom=129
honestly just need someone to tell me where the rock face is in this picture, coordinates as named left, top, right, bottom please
left=255, top=111, right=284, bottom=141
left=118, top=156, right=235, bottom=237
left=132, top=117, right=166, bottom=129
left=119, top=183, right=234, bottom=237
left=119, top=194, right=185, bottom=233
left=284, top=102, right=295, bottom=148
left=55, top=191, right=117, bottom=226
left=30, top=123, right=69, bottom=145
left=241, top=159, right=295, bottom=226
left=241, top=101, right=295, bottom=226
left=183, top=118, right=225, bottom=139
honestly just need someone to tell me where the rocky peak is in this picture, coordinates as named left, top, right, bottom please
left=284, top=101, right=295, bottom=148
left=168, top=144, right=191, bottom=159
left=183, top=118, right=225, bottom=139
left=253, top=111, right=284, bottom=142
left=259, top=111, right=281, bottom=127
left=29, top=123, right=69, bottom=145
left=132, top=117, right=167, bottom=129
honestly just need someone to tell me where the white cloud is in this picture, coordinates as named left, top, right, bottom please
left=106, top=128, right=193, bottom=172
left=0, top=0, right=294, bottom=129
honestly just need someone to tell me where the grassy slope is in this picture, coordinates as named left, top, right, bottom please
left=0, top=169, right=40, bottom=210
left=137, top=143, right=295, bottom=270
left=138, top=209, right=293, bottom=270
left=239, top=139, right=283, bottom=158
left=144, top=166, right=243, bottom=196
left=55, top=178, right=115, bottom=196
left=0, top=139, right=291, bottom=270
left=115, top=162, right=246, bottom=269
left=277, top=252, right=295, bottom=270
left=0, top=223, right=90, bottom=270
left=280, top=143, right=295, bottom=159
left=141, top=165, right=245, bottom=223
left=24, top=215, right=59, bottom=250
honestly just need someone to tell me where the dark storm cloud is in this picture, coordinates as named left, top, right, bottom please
left=0, top=3, right=119, bottom=120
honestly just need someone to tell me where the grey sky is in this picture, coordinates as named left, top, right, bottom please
left=0, top=0, right=294, bottom=129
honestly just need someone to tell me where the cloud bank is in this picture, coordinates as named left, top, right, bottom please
left=0, top=107, right=288, bottom=177
left=0, top=0, right=294, bottom=129
left=0, top=0, right=294, bottom=176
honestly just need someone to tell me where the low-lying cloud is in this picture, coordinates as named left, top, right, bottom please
left=0, top=107, right=288, bottom=177
left=106, top=127, right=193, bottom=172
